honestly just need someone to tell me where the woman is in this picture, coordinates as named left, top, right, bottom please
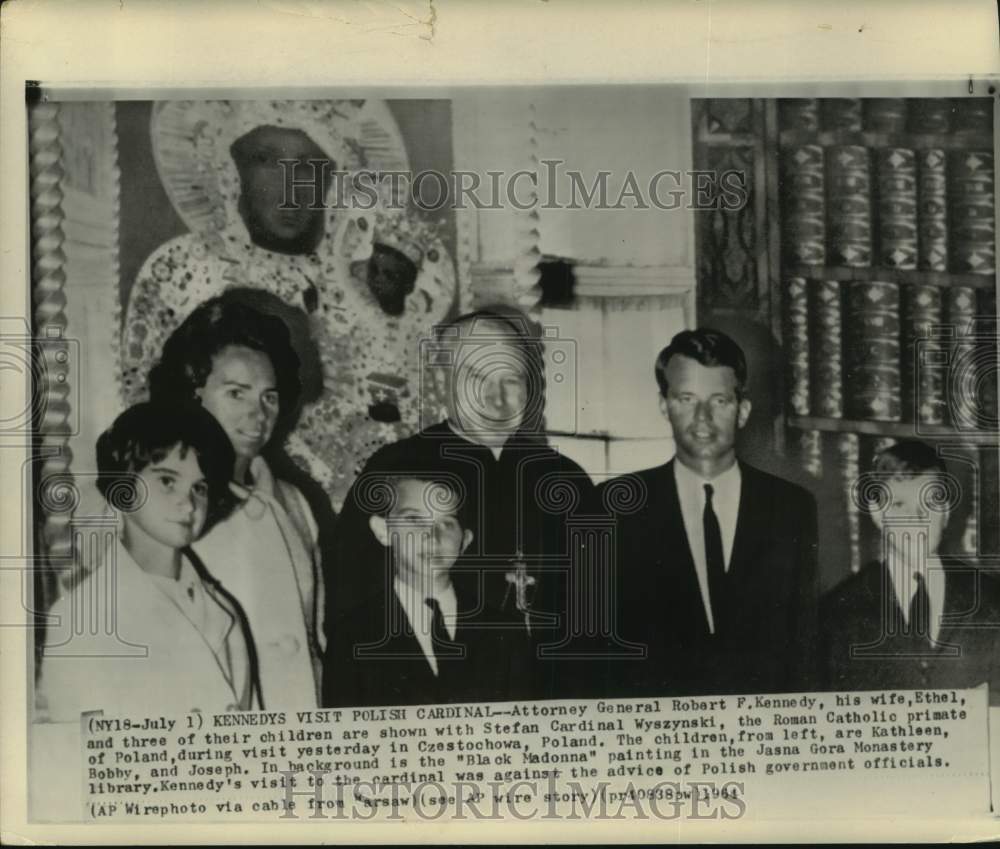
left=149, top=292, right=326, bottom=708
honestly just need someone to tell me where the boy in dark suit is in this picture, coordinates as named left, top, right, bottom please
left=821, top=440, right=1000, bottom=702
left=324, top=453, right=535, bottom=707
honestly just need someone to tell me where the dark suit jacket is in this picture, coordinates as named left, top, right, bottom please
left=324, top=577, right=537, bottom=708
left=820, top=560, right=1000, bottom=704
left=324, top=421, right=601, bottom=702
left=599, top=459, right=819, bottom=698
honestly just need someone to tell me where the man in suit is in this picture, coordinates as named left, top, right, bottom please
left=601, top=328, right=819, bottom=697
left=821, top=440, right=1000, bottom=702
left=325, top=454, right=535, bottom=707
left=324, top=307, right=601, bottom=703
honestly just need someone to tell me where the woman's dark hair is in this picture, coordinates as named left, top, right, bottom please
left=148, top=292, right=303, bottom=443
left=96, top=401, right=236, bottom=529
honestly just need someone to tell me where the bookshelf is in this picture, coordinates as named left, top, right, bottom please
left=785, top=265, right=996, bottom=289
left=692, top=96, right=997, bottom=584
left=788, top=416, right=1000, bottom=444
left=775, top=96, right=997, bottom=573
left=779, top=130, right=994, bottom=151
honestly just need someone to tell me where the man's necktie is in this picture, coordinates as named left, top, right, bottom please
left=907, top=572, right=932, bottom=645
left=425, top=597, right=461, bottom=677
left=703, top=483, right=727, bottom=632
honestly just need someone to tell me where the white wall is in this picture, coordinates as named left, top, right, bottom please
left=453, top=88, right=697, bottom=479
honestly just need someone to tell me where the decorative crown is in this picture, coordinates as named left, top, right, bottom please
left=372, top=209, right=444, bottom=267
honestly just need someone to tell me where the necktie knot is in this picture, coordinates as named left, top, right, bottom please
left=704, top=483, right=715, bottom=504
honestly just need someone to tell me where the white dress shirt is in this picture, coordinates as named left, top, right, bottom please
left=393, top=578, right=458, bottom=676
left=886, top=551, right=946, bottom=642
left=674, top=459, right=742, bottom=634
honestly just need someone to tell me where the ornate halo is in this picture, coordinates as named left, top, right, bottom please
left=150, top=99, right=411, bottom=238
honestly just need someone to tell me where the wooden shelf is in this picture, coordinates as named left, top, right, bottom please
left=698, top=132, right=760, bottom=148
left=785, top=265, right=997, bottom=289
left=779, top=129, right=994, bottom=150
left=787, top=415, right=1000, bottom=444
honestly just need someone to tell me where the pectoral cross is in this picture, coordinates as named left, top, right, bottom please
left=503, top=550, right=536, bottom=634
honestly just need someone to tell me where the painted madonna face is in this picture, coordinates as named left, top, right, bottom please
left=230, top=125, right=333, bottom=255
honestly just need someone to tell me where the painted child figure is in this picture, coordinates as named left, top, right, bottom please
left=38, top=402, right=261, bottom=720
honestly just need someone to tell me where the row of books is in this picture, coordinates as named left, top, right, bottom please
left=784, top=277, right=996, bottom=427
left=782, top=143, right=994, bottom=274
left=777, top=100, right=995, bottom=574
left=778, top=97, right=993, bottom=136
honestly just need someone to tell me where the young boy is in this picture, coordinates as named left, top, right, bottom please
left=324, top=452, right=536, bottom=707
left=820, top=440, right=1000, bottom=702
left=37, top=402, right=261, bottom=720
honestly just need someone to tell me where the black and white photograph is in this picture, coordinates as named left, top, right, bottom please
left=2, top=0, right=999, bottom=843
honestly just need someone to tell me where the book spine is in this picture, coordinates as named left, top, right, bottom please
left=811, top=279, right=844, bottom=417
left=948, top=150, right=995, bottom=275
left=779, top=99, right=819, bottom=132
left=847, top=280, right=902, bottom=421
left=827, top=146, right=873, bottom=267
left=864, top=99, right=908, bottom=134
left=822, top=99, right=862, bottom=132
left=784, top=277, right=811, bottom=415
left=978, top=288, right=999, bottom=430
left=901, top=284, right=947, bottom=425
left=838, top=433, right=862, bottom=574
left=917, top=148, right=949, bottom=271
left=962, top=468, right=980, bottom=557
left=946, top=286, right=984, bottom=430
left=782, top=145, right=827, bottom=265
left=793, top=428, right=824, bottom=480
left=908, top=99, right=953, bottom=134
left=876, top=147, right=918, bottom=270
left=952, top=98, right=993, bottom=133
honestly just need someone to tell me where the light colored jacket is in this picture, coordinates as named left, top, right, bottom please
left=194, top=457, right=325, bottom=708
left=38, top=541, right=254, bottom=721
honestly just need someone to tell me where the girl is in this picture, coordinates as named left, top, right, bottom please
left=38, top=402, right=260, bottom=719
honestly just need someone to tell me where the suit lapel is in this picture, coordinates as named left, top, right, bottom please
left=660, top=461, right=692, bottom=566
left=728, top=463, right=762, bottom=586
